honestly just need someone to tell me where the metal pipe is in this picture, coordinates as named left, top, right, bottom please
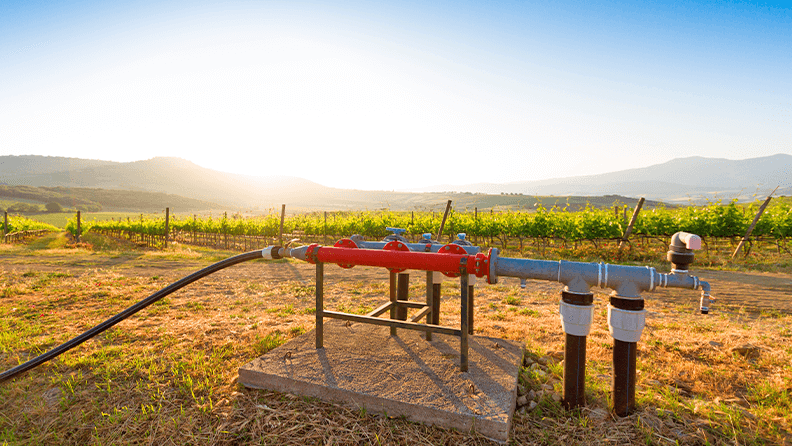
left=275, top=230, right=712, bottom=414
left=609, top=296, right=644, bottom=416
left=560, top=290, right=594, bottom=409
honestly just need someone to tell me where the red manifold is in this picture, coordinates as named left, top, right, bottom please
left=303, top=242, right=494, bottom=282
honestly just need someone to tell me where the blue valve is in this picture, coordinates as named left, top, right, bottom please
left=457, top=233, right=467, bottom=240
left=422, top=233, right=433, bottom=240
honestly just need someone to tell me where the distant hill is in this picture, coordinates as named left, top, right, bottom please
left=0, top=185, right=224, bottom=212
left=406, top=154, right=792, bottom=203
left=0, top=155, right=667, bottom=211
left=0, top=154, right=709, bottom=211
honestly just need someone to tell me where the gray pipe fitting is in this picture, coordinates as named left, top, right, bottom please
left=560, top=298, right=595, bottom=336
left=607, top=304, right=647, bottom=342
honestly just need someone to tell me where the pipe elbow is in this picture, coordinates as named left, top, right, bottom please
left=670, top=232, right=702, bottom=250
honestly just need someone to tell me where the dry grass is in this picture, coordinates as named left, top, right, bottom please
left=0, top=234, right=790, bottom=445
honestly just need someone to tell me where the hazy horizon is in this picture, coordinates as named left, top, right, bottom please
left=2, top=1, right=790, bottom=190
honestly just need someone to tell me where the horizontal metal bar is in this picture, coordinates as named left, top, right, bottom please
left=323, top=311, right=460, bottom=336
left=409, top=306, right=432, bottom=323
left=366, top=302, right=393, bottom=318
left=394, top=300, right=428, bottom=309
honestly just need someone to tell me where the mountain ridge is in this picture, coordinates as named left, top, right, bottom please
left=1, top=154, right=788, bottom=209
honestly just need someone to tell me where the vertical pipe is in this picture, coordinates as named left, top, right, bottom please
left=425, top=271, right=433, bottom=341
left=389, top=272, right=397, bottom=336
left=564, top=334, right=587, bottom=409
left=396, top=273, right=410, bottom=320
left=315, top=262, right=324, bottom=348
left=560, top=291, right=594, bottom=409
left=609, top=296, right=645, bottom=416
left=460, top=269, right=469, bottom=372
left=612, top=339, right=637, bottom=416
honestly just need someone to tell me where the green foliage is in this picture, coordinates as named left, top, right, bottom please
left=3, top=215, right=59, bottom=233
left=45, top=202, right=64, bottom=213
left=6, top=202, right=41, bottom=213
left=72, top=200, right=792, bottom=241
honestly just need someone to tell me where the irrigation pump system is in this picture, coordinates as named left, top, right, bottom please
left=2, top=227, right=712, bottom=418
left=270, top=230, right=712, bottom=416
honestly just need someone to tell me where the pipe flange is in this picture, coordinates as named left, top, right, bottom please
left=487, top=248, right=499, bottom=284
left=305, top=244, right=320, bottom=264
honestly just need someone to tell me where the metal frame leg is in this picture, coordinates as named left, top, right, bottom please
left=316, top=261, right=324, bottom=348
left=460, top=272, right=469, bottom=372
left=425, top=271, right=433, bottom=341
left=389, top=271, right=397, bottom=336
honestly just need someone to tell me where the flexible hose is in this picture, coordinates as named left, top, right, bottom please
left=1, top=250, right=264, bottom=383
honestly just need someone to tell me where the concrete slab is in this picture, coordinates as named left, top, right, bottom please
left=238, top=320, right=523, bottom=442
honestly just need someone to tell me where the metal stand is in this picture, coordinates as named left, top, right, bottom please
left=314, top=263, right=470, bottom=372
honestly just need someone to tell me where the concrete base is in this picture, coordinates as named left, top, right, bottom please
left=238, top=320, right=523, bottom=443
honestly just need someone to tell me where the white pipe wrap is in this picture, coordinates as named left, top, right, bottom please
left=608, top=305, right=646, bottom=343
left=559, top=301, right=595, bottom=336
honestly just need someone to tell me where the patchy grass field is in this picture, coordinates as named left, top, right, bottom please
left=0, top=233, right=790, bottom=445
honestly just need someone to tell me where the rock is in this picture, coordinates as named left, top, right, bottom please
left=552, top=393, right=561, bottom=402
left=537, top=356, right=548, bottom=365
left=731, top=344, right=761, bottom=359
left=517, top=384, right=527, bottom=396
left=517, top=395, right=528, bottom=407
left=527, top=390, right=537, bottom=400
left=709, top=341, right=723, bottom=348
left=42, top=387, right=62, bottom=408
left=548, top=351, right=564, bottom=361
left=646, top=379, right=662, bottom=387
left=524, top=357, right=535, bottom=366
left=528, top=400, right=538, bottom=411
left=535, top=370, right=547, bottom=378
left=541, top=383, right=553, bottom=390
left=530, top=363, right=540, bottom=371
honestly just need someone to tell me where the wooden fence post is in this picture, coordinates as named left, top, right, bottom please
left=732, top=187, right=778, bottom=259
left=279, top=204, right=286, bottom=246
left=437, top=200, right=452, bottom=242
left=165, top=207, right=170, bottom=248
left=76, top=211, right=81, bottom=243
left=474, top=207, right=478, bottom=244
left=619, top=197, right=645, bottom=249
left=323, top=211, right=328, bottom=245
left=3, top=211, right=7, bottom=243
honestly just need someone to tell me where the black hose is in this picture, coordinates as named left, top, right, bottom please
left=1, top=250, right=265, bottom=383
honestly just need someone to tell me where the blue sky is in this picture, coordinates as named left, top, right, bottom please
left=1, top=0, right=790, bottom=190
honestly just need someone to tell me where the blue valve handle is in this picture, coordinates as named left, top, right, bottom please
left=457, top=233, right=467, bottom=240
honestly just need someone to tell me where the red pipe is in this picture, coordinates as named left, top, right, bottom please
left=304, top=244, right=493, bottom=281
